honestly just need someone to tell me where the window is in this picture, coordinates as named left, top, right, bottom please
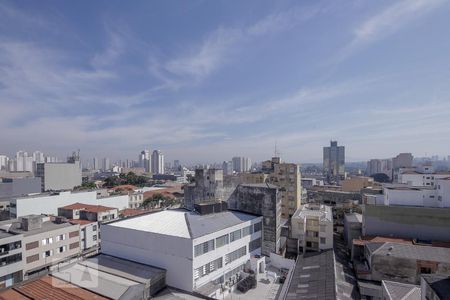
left=42, top=250, right=53, bottom=258
left=253, top=222, right=262, bottom=233
left=194, top=239, right=215, bottom=257
left=57, top=246, right=66, bottom=253
left=41, top=237, right=53, bottom=246
left=420, top=267, right=432, bottom=274
left=93, top=235, right=97, bottom=241
left=216, top=234, right=229, bottom=248
left=225, top=246, right=246, bottom=265
left=93, top=225, right=97, bottom=231
left=320, top=237, right=326, bottom=244
left=320, top=225, right=326, bottom=233
left=194, top=257, right=223, bottom=281
left=230, top=229, right=242, bottom=243
left=56, top=234, right=65, bottom=242
left=242, top=225, right=253, bottom=237
left=249, top=238, right=261, bottom=252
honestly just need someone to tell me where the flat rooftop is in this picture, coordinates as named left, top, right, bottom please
left=285, top=250, right=335, bottom=299
left=373, top=242, right=450, bottom=263
left=107, top=208, right=260, bottom=239
left=292, top=204, right=333, bottom=222
left=344, top=213, right=362, bottom=223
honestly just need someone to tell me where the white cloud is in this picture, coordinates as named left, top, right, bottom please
left=336, top=0, right=448, bottom=62
left=150, top=5, right=323, bottom=88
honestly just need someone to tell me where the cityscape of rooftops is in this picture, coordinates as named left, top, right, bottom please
left=1, top=1, right=450, bottom=300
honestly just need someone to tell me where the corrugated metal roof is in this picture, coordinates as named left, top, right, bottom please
left=382, top=280, right=420, bottom=300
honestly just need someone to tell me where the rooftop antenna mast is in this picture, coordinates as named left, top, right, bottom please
left=274, top=141, right=280, bottom=158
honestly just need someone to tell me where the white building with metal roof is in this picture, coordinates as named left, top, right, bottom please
left=100, top=208, right=263, bottom=298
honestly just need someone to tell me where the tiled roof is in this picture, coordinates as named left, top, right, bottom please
left=12, top=276, right=108, bottom=300
left=69, top=219, right=96, bottom=225
left=0, top=289, right=29, bottom=300
left=61, top=202, right=116, bottom=213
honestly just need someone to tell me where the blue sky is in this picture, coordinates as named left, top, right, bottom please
left=1, top=0, right=450, bottom=164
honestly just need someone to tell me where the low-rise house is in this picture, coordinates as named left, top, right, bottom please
left=58, top=203, right=118, bottom=223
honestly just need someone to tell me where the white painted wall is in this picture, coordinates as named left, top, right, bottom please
left=101, top=225, right=194, bottom=292
left=192, top=218, right=262, bottom=290
left=10, top=191, right=129, bottom=218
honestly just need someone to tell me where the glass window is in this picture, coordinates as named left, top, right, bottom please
left=225, top=246, right=246, bottom=265
left=194, top=257, right=223, bottom=281
left=242, top=225, right=253, bottom=237
left=230, top=229, right=242, bottom=242
left=194, top=239, right=215, bottom=257
left=253, top=222, right=262, bottom=232
left=320, top=237, right=326, bottom=244
left=216, top=234, right=229, bottom=248
left=249, top=238, right=261, bottom=252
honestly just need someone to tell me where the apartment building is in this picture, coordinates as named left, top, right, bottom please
left=268, top=162, right=301, bottom=218
left=101, top=208, right=263, bottom=297
left=291, top=204, right=333, bottom=253
left=0, top=232, right=23, bottom=288
left=68, top=219, right=99, bottom=252
left=58, top=203, right=118, bottom=223
left=4, top=215, right=80, bottom=278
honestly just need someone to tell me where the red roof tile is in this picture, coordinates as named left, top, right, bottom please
left=61, top=202, right=116, bottom=213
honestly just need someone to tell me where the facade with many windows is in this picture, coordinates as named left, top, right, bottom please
left=0, top=232, right=23, bottom=288
left=101, top=208, right=262, bottom=297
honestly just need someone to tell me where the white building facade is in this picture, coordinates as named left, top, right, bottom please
left=291, top=204, right=333, bottom=253
left=10, top=191, right=129, bottom=218
left=101, top=209, right=263, bottom=297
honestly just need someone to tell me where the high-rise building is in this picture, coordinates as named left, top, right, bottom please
left=173, top=160, right=180, bottom=170
left=139, top=150, right=151, bottom=172
left=392, top=153, right=413, bottom=169
left=151, top=150, right=164, bottom=174
left=32, top=151, right=45, bottom=163
left=267, top=158, right=302, bottom=218
left=102, top=158, right=110, bottom=171
left=0, top=155, right=8, bottom=171
left=222, top=161, right=233, bottom=176
left=15, top=151, right=33, bottom=172
left=323, top=141, right=345, bottom=184
left=232, top=157, right=251, bottom=173
left=37, top=153, right=82, bottom=191
left=93, top=157, right=99, bottom=170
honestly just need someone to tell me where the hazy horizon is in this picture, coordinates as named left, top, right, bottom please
left=2, top=0, right=450, bottom=163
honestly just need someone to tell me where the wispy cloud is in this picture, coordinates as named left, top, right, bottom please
left=149, top=5, right=325, bottom=88
left=336, top=0, right=448, bottom=62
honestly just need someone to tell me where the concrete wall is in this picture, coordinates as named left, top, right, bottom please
left=11, top=191, right=129, bottom=218
left=363, top=204, right=450, bottom=241
left=371, top=254, right=450, bottom=285
left=0, top=178, right=42, bottom=198
left=227, top=184, right=280, bottom=256
left=37, top=162, right=81, bottom=191
left=101, top=225, right=194, bottom=292
left=22, top=224, right=80, bottom=275
left=343, top=216, right=362, bottom=249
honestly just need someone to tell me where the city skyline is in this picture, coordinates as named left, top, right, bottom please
left=2, top=1, right=450, bottom=162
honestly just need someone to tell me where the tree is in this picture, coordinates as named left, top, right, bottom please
left=371, top=173, right=391, bottom=183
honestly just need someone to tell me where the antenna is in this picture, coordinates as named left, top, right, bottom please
left=274, top=141, right=281, bottom=158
